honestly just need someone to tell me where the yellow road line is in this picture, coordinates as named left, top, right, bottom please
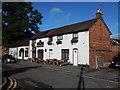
left=7, top=76, right=13, bottom=90
left=10, top=76, right=17, bottom=89
left=6, top=76, right=17, bottom=90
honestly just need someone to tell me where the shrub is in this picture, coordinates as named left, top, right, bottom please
left=71, top=38, right=78, bottom=43
left=47, top=41, right=52, bottom=45
left=31, top=42, right=35, bottom=47
left=56, top=40, right=62, bottom=45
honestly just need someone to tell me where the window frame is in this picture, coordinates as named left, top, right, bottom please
left=61, top=49, right=69, bottom=60
left=73, top=32, right=78, bottom=38
left=48, top=37, right=53, bottom=42
left=25, top=48, right=28, bottom=57
left=57, top=35, right=63, bottom=40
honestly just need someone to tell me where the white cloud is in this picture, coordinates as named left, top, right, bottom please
left=50, top=8, right=62, bottom=13
left=110, top=34, right=120, bottom=39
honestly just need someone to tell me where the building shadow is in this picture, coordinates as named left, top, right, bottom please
left=2, top=65, right=42, bottom=77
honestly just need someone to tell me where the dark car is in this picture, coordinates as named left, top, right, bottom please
left=109, top=53, right=120, bottom=69
left=1, top=54, right=18, bottom=63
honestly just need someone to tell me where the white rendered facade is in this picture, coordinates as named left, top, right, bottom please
left=29, top=31, right=89, bottom=66
left=9, top=47, right=18, bottom=59
left=9, top=46, right=29, bottom=60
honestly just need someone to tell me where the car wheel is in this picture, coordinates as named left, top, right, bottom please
left=109, top=63, right=115, bottom=68
left=4, top=60, right=7, bottom=63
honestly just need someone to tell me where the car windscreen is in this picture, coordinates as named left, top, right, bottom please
left=2, top=55, right=14, bottom=58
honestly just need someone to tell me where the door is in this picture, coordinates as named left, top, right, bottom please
left=21, top=51, right=24, bottom=60
left=38, top=50, right=44, bottom=60
left=19, top=48, right=24, bottom=60
left=49, top=49, right=53, bottom=59
left=73, top=49, right=78, bottom=66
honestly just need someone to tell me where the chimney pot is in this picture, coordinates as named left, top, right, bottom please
left=96, top=9, right=103, bottom=18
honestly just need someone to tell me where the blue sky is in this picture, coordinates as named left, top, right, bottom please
left=32, top=2, right=118, bottom=36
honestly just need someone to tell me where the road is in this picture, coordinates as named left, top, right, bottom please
left=2, top=60, right=120, bottom=89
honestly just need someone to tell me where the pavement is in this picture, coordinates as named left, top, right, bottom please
left=24, top=60, right=120, bottom=82
left=2, top=60, right=120, bottom=89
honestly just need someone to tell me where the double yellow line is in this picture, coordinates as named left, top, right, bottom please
left=7, top=76, right=17, bottom=90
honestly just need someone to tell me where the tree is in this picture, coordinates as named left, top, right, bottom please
left=2, top=2, right=43, bottom=49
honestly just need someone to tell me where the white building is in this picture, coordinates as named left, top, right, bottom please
left=9, top=39, right=29, bottom=60
left=29, top=30, right=89, bottom=66
left=9, top=10, right=112, bottom=68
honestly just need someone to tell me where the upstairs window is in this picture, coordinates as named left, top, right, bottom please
left=48, top=37, right=53, bottom=42
left=73, top=33, right=78, bottom=38
left=57, top=35, right=63, bottom=40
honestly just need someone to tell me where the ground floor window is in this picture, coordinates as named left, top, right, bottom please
left=61, top=49, right=69, bottom=60
left=25, top=50, right=28, bottom=57
left=32, top=51, right=36, bottom=58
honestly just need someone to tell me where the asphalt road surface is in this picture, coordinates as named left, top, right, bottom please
left=2, top=60, right=120, bottom=89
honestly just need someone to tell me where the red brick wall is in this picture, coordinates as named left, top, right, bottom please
left=89, top=19, right=112, bottom=68
left=111, top=46, right=120, bottom=59
left=89, top=19, right=111, bottom=50
left=89, top=49, right=96, bottom=68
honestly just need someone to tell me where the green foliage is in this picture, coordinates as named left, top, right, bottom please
left=85, top=63, right=89, bottom=67
left=31, top=42, right=35, bottom=47
left=47, top=41, right=52, bottom=45
left=71, top=38, right=78, bottom=43
left=56, top=40, right=62, bottom=45
left=2, top=2, right=43, bottom=48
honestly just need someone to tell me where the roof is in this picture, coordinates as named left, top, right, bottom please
left=30, top=17, right=111, bottom=40
left=30, top=18, right=100, bottom=40
left=30, top=30, right=52, bottom=40
left=10, top=39, right=29, bottom=47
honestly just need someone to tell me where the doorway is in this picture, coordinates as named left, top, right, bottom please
left=19, top=48, right=24, bottom=60
left=73, top=48, right=78, bottom=66
left=38, top=49, right=44, bottom=60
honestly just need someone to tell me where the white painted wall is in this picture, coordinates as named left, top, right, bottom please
left=29, top=31, right=89, bottom=66
left=9, top=47, right=18, bottom=58
left=9, top=46, right=29, bottom=60
left=29, top=40, right=32, bottom=58
left=17, top=46, right=29, bottom=60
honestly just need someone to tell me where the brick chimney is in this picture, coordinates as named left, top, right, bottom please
left=96, top=9, right=103, bottom=18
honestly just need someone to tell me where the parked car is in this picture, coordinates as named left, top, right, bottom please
left=109, top=53, right=120, bottom=69
left=1, top=54, right=18, bottom=63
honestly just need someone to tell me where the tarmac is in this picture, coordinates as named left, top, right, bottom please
left=3, top=60, right=120, bottom=89
left=24, top=60, right=120, bottom=83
